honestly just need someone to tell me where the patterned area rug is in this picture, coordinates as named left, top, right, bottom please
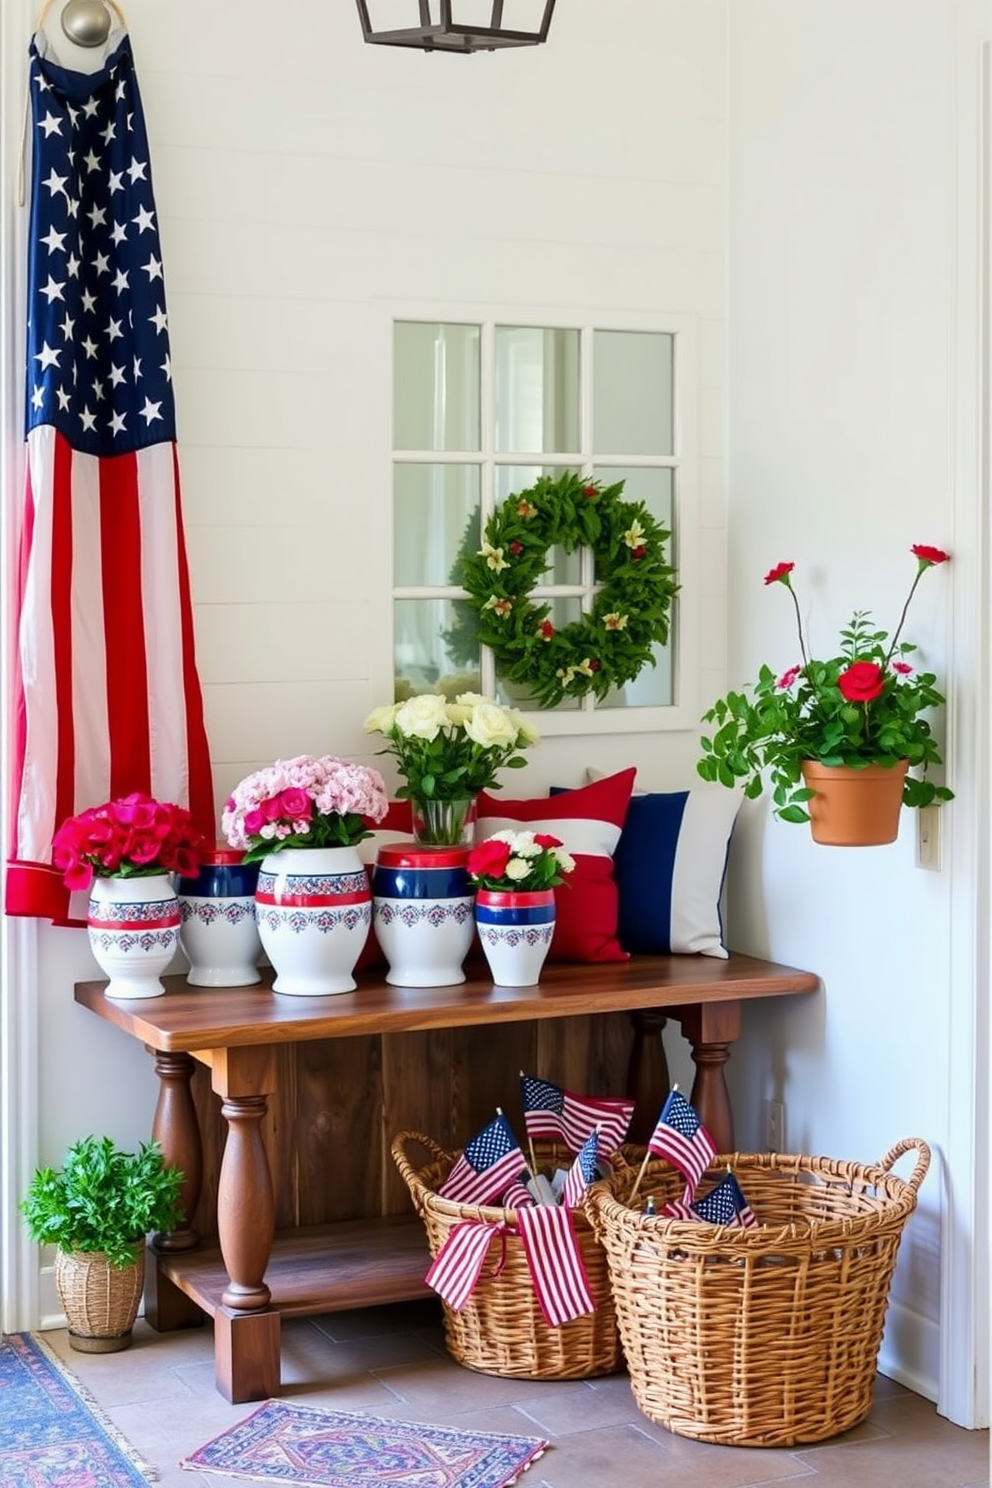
left=0, top=1331, right=158, bottom=1485
left=181, top=1400, right=548, bottom=1488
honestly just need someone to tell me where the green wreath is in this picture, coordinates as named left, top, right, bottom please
left=452, top=471, right=679, bottom=709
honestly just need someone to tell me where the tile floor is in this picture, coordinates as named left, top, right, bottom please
left=44, top=1301, right=989, bottom=1488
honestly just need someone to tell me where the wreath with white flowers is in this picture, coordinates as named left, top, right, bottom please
left=453, top=471, right=679, bottom=709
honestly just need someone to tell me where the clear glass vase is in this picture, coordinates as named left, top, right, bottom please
left=411, top=796, right=477, bottom=847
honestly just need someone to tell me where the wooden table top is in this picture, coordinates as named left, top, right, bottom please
left=74, top=951, right=819, bottom=1052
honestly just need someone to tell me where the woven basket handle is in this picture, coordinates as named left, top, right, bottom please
left=878, top=1137, right=931, bottom=1195
left=390, top=1130, right=452, bottom=1209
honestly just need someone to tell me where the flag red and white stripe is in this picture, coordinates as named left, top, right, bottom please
left=516, top=1204, right=595, bottom=1327
left=425, top=1220, right=507, bottom=1312
left=7, top=30, right=214, bottom=924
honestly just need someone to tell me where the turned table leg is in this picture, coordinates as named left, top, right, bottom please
left=150, top=1049, right=202, bottom=1250
left=625, top=1009, right=670, bottom=1143
left=145, top=1049, right=206, bottom=1333
left=675, top=1001, right=741, bottom=1154
left=211, top=1047, right=280, bottom=1403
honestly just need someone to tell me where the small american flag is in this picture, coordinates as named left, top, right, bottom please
left=439, top=1115, right=526, bottom=1207
left=520, top=1073, right=634, bottom=1154
left=501, top=1178, right=536, bottom=1211
left=562, top=1128, right=600, bottom=1210
left=516, top=1204, right=595, bottom=1327
left=7, top=29, right=213, bottom=922
left=691, top=1172, right=759, bottom=1229
left=425, top=1219, right=505, bottom=1311
left=647, top=1089, right=717, bottom=1195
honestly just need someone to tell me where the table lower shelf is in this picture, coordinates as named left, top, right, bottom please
left=155, top=1214, right=433, bottom=1322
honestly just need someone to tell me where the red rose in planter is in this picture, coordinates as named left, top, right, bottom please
left=837, top=661, right=886, bottom=704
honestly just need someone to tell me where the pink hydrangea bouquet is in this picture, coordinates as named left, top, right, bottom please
left=467, top=830, right=575, bottom=892
left=52, top=792, right=205, bottom=892
left=222, top=754, right=389, bottom=862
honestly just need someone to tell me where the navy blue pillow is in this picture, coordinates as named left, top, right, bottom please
left=553, top=785, right=742, bottom=957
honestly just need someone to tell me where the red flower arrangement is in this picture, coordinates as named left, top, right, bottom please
left=698, top=545, right=954, bottom=823
left=52, top=792, right=206, bottom=891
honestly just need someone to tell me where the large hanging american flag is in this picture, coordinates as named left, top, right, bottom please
left=6, top=29, right=214, bottom=923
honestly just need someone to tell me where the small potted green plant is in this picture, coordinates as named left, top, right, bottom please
left=697, top=545, right=954, bottom=845
left=21, top=1135, right=184, bottom=1353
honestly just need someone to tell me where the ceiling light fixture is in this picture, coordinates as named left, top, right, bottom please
left=356, top=1, right=556, bottom=54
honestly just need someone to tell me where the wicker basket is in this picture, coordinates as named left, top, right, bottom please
left=586, top=1137, right=930, bottom=1446
left=392, top=1130, right=624, bottom=1381
left=54, top=1244, right=145, bottom=1353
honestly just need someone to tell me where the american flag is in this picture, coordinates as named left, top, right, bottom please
left=6, top=29, right=213, bottom=922
left=562, top=1128, right=600, bottom=1210
left=425, top=1219, right=505, bottom=1312
left=501, top=1178, right=536, bottom=1211
left=516, top=1204, right=595, bottom=1326
left=647, top=1089, right=717, bottom=1195
left=439, top=1114, right=526, bottom=1207
left=691, top=1172, right=759, bottom=1229
left=520, top=1073, right=634, bottom=1155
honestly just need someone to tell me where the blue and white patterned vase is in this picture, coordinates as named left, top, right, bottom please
left=255, top=846, right=371, bottom=996
left=87, top=872, right=181, bottom=1000
left=177, top=848, right=261, bottom=987
left=372, top=846, right=475, bottom=987
left=475, top=888, right=555, bottom=988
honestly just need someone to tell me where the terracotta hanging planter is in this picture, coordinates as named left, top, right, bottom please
left=800, top=760, right=909, bottom=846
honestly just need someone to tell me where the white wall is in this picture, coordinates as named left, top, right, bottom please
left=725, top=0, right=988, bottom=1424
left=2, top=0, right=987, bottom=1425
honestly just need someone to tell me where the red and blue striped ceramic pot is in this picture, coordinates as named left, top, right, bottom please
left=474, top=887, right=555, bottom=987
left=372, top=845, right=474, bottom=987
left=177, top=847, right=261, bottom=987
left=87, top=872, right=181, bottom=1000
left=255, top=846, right=371, bottom=996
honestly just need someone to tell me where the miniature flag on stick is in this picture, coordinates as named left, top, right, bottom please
left=691, top=1171, right=759, bottom=1229
left=439, top=1113, right=526, bottom=1207
left=646, top=1089, right=717, bottom=1194
left=562, top=1128, right=601, bottom=1210
left=520, top=1073, right=634, bottom=1154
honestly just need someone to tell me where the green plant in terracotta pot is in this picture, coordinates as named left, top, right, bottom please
left=21, top=1135, right=184, bottom=1352
left=697, top=545, right=953, bottom=842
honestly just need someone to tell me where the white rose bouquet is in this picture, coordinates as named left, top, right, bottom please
left=362, top=693, right=540, bottom=846
left=363, top=693, right=538, bottom=801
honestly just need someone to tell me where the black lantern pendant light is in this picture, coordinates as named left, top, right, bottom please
left=356, top=1, right=556, bottom=54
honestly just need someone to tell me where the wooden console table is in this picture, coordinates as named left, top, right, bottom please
left=75, top=952, right=818, bottom=1402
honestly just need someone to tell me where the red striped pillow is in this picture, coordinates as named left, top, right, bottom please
left=474, top=768, right=637, bottom=963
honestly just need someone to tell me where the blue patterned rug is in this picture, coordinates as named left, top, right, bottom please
left=0, top=1331, right=157, bottom=1484
left=181, top=1400, right=548, bottom=1487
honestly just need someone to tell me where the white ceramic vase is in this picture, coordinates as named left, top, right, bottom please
left=371, top=846, right=475, bottom=987
left=177, top=851, right=262, bottom=987
left=255, top=845, right=371, bottom=996
left=474, top=888, right=555, bottom=988
left=87, top=873, right=181, bottom=1000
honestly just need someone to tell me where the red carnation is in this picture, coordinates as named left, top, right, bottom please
left=508, top=540, right=523, bottom=556
left=911, top=544, right=950, bottom=568
left=764, top=561, right=795, bottom=586
left=467, top=838, right=513, bottom=881
left=583, top=484, right=598, bottom=499
left=631, top=546, right=647, bottom=560
left=589, top=658, right=602, bottom=671
left=538, top=620, right=555, bottom=640
left=837, top=660, right=886, bottom=703
left=892, top=660, right=913, bottom=675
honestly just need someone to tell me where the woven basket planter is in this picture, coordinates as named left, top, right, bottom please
left=392, top=1130, right=624, bottom=1381
left=54, top=1244, right=145, bottom=1353
left=586, top=1138, right=929, bottom=1447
